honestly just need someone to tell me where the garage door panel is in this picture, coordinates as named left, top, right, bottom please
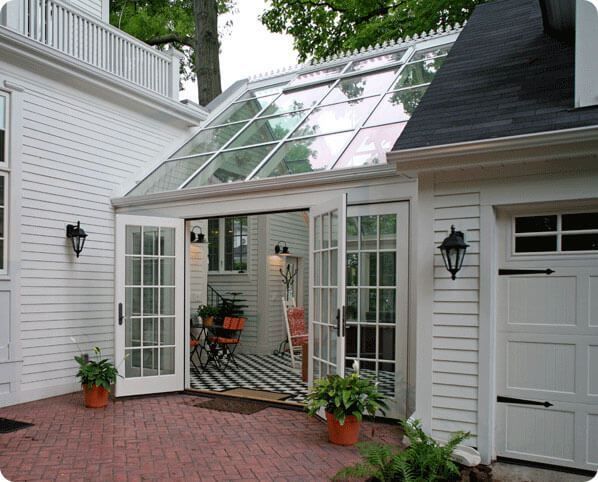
left=588, top=345, right=598, bottom=396
left=588, top=414, right=598, bottom=466
left=590, top=276, right=598, bottom=327
left=507, top=276, right=577, bottom=326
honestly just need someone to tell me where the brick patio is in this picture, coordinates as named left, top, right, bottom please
left=0, top=393, right=402, bottom=481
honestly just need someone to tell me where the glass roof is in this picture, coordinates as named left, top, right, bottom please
left=127, top=39, right=454, bottom=196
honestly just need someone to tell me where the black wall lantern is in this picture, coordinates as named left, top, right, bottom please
left=66, top=221, right=88, bottom=258
left=439, top=225, right=469, bottom=280
left=190, top=226, right=206, bottom=244
left=274, top=241, right=291, bottom=256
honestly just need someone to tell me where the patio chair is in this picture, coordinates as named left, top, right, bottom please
left=282, top=297, right=308, bottom=368
left=206, top=316, right=246, bottom=370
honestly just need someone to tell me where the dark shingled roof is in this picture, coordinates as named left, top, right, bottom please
left=394, top=0, right=598, bottom=151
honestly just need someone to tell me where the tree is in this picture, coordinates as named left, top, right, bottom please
left=110, top=0, right=235, bottom=105
left=261, top=0, right=485, bottom=62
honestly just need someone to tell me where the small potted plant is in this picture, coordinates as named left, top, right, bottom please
left=306, top=364, right=387, bottom=446
left=197, top=304, right=220, bottom=327
left=74, top=346, right=119, bottom=408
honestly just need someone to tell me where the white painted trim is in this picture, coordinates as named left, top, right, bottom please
left=388, top=125, right=598, bottom=173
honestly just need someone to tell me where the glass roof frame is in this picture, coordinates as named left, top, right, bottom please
left=126, top=39, right=454, bottom=196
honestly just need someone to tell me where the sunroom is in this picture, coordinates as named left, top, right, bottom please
left=109, top=26, right=460, bottom=419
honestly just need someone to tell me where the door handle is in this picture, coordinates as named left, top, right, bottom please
left=118, top=303, right=124, bottom=326
left=336, top=308, right=341, bottom=336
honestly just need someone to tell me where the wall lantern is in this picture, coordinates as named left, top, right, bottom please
left=439, top=225, right=469, bottom=280
left=66, top=221, right=88, bottom=258
left=190, top=226, right=206, bottom=244
left=274, top=241, right=291, bottom=256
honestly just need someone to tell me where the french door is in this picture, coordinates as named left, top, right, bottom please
left=114, top=215, right=185, bottom=397
left=309, top=194, right=347, bottom=384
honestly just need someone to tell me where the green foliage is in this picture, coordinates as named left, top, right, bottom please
left=74, top=347, right=119, bottom=392
left=334, top=419, right=470, bottom=481
left=197, top=304, right=221, bottom=319
left=261, top=0, right=486, bottom=62
left=305, top=372, right=387, bottom=425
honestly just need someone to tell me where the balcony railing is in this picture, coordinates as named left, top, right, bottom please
left=0, top=0, right=182, bottom=98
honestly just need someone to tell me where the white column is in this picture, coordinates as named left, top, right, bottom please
left=1, top=0, right=24, bottom=32
left=166, top=47, right=185, bottom=100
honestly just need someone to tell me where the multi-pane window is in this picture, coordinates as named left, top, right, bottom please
left=127, top=39, right=454, bottom=196
left=0, top=94, right=7, bottom=274
left=208, top=216, right=248, bottom=273
left=514, top=212, right=598, bottom=253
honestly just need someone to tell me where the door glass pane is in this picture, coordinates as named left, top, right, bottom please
left=126, top=318, right=141, bottom=347
left=379, top=252, right=396, bottom=286
left=380, top=289, right=396, bottom=323
left=360, top=252, right=377, bottom=286
left=378, top=362, right=395, bottom=397
left=126, top=288, right=141, bottom=317
left=360, top=216, right=377, bottom=249
left=360, top=326, right=376, bottom=359
left=126, top=226, right=142, bottom=255
left=143, top=258, right=159, bottom=286
left=346, top=253, right=358, bottom=286
left=378, top=327, right=395, bottom=360
left=142, top=348, right=158, bottom=376
left=331, top=211, right=338, bottom=248
left=160, top=228, right=175, bottom=256
left=160, top=318, right=175, bottom=345
left=330, top=249, right=338, bottom=285
left=322, top=251, right=329, bottom=286
left=125, top=349, right=141, bottom=377
left=143, top=227, right=159, bottom=255
left=347, top=217, right=359, bottom=250
left=313, top=324, right=320, bottom=357
left=379, top=214, right=397, bottom=249
left=160, top=347, right=175, bottom=375
left=143, top=288, right=159, bottom=315
left=160, top=288, right=175, bottom=315
left=321, top=322, right=329, bottom=361
left=315, top=216, right=322, bottom=251
left=126, top=257, right=141, bottom=285
left=360, top=288, right=377, bottom=323
left=160, top=258, right=175, bottom=286
left=346, top=288, right=358, bottom=321
left=321, top=289, right=329, bottom=324
left=346, top=325, right=357, bottom=358
left=143, top=318, right=158, bottom=345
left=322, top=214, right=330, bottom=249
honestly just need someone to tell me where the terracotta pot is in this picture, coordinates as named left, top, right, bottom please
left=326, top=412, right=361, bottom=446
left=203, top=316, right=214, bottom=327
left=83, top=384, right=110, bottom=408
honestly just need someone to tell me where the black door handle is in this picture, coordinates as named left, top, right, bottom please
left=336, top=308, right=341, bottom=336
left=118, top=303, right=124, bottom=326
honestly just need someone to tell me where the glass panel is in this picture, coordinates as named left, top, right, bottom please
left=515, top=236, right=557, bottom=253
left=160, top=228, right=175, bottom=256
left=321, top=69, right=398, bottom=105
left=378, top=362, right=395, bottom=397
left=379, top=252, right=396, bottom=286
left=125, top=287, right=141, bottom=317
left=347, top=217, right=359, bottom=250
left=291, top=97, right=378, bottom=138
left=229, top=111, right=307, bottom=148
left=160, top=258, right=175, bottom=286
left=0, top=131, right=4, bottom=164
left=143, top=258, right=159, bottom=286
left=321, top=321, right=329, bottom=361
left=160, top=347, right=175, bottom=375
left=346, top=325, right=357, bottom=357
left=143, top=317, right=158, bottom=346
left=360, top=216, right=377, bottom=250
left=322, top=213, right=330, bottom=249
left=321, top=289, right=329, bottom=324
left=411, top=44, right=452, bottom=61
left=143, top=288, right=159, bottom=315
left=289, top=65, right=346, bottom=86
left=334, top=124, right=405, bottom=169
left=143, top=227, right=159, bottom=256
left=562, top=234, right=598, bottom=251
left=360, top=360, right=376, bottom=375
left=360, top=326, right=376, bottom=358
left=331, top=249, right=338, bottom=285
left=313, top=323, right=320, bottom=357
left=331, top=210, right=338, bottom=248
left=393, top=57, right=445, bottom=89
left=378, top=327, right=395, bottom=360
left=322, top=251, right=329, bottom=286
left=515, top=216, right=557, bottom=233
left=254, top=132, right=352, bottom=178
left=380, top=289, right=396, bottom=323
left=365, top=87, right=427, bottom=127
left=209, top=95, right=277, bottom=126
left=360, top=252, right=377, bottom=286
left=160, top=318, right=175, bottom=345
left=125, top=349, right=141, bottom=377
left=379, top=214, right=397, bottom=249
left=562, top=213, right=598, bottom=231
left=126, top=318, right=141, bottom=347
left=315, top=216, right=322, bottom=251
left=238, top=85, right=285, bottom=101
left=128, top=155, right=212, bottom=195
left=262, top=84, right=331, bottom=116
left=360, top=288, right=377, bottom=323
left=346, top=253, right=358, bottom=286
left=0, top=96, right=5, bottom=130
left=185, top=144, right=276, bottom=187
left=346, top=288, right=358, bottom=321
left=126, top=226, right=142, bottom=255
left=346, top=50, right=407, bottom=73
left=125, top=257, right=141, bottom=285
left=160, top=288, right=175, bottom=315
left=171, top=123, right=246, bottom=158
left=142, top=348, right=158, bottom=376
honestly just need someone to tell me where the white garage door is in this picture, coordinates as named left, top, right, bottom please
left=496, top=211, right=598, bottom=471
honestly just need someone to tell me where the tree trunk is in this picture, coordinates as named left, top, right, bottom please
left=193, top=0, right=222, bottom=106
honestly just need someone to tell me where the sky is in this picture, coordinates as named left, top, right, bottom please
left=182, top=1, right=299, bottom=103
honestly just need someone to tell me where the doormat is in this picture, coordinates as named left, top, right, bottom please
left=194, top=398, right=274, bottom=415
left=224, top=388, right=290, bottom=401
left=0, top=418, right=34, bottom=434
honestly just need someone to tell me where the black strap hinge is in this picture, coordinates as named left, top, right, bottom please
left=497, top=396, right=553, bottom=407
left=498, top=268, right=554, bottom=276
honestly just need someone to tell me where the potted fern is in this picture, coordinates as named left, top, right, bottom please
left=74, top=346, right=119, bottom=408
left=306, top=366, right=387, bottom=446
left=197, top=304, right=220, bottom=327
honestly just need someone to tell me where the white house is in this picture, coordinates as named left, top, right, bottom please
left=0, top=0, right=597, bottom=474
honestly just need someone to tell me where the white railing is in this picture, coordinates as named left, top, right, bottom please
left=0, top=0, right=182, bottom=98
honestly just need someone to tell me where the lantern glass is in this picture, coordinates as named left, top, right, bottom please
left=439, top=226, right=469, bottom=280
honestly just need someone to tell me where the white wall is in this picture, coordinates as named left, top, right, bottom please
left=0, top=59, right=194, bottom=407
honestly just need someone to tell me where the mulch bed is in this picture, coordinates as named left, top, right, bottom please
left=192, top=397, right=275, bottom=415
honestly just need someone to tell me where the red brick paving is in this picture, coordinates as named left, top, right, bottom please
left=0, top=393, right=402, bottom=481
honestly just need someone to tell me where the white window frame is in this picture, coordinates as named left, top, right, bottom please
left=0, top=91, right=8, bottom=276
left=511, top=210, right=598, bottom=256
left=208, top=215, right=249, bottom=274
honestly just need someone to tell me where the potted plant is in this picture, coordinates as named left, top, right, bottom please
left=306, top=366, right=387, bottom=446
left=74, top=346, right=119, bottom=408
left=197, top=304, right=220, bottom=327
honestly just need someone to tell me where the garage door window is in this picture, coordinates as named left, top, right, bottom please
left=514, top=212, right=598, bottom=253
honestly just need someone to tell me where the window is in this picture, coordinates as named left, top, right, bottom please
left=208, top=216, right=248, bottom=272
left=0, top=93, right=7, bottom=274
left=513, top=212, right=598, bottom=253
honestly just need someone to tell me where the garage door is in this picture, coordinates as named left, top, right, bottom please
left=496, top=211, right=598, bottom=471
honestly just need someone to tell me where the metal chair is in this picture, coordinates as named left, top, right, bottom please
left=206, top=316, right=246, bottom=370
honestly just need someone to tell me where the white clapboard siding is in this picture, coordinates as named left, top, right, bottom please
left=70, top=0, right=103, bottom=19
left=432, top=190, right=481, bottom=445
left=189, top=221, right=209, bottom=316
left=266, top=212, right=310, bottom=351
left=2, top=64, right=192, bottom=395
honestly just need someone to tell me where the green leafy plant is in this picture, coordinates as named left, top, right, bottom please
left=197, top=304, right=221, bottom=319
left=74, top=347, right=119, bottom=391
left=334, top=419, right=470, bottom=482
left=306, top=371, right=387, bottom=425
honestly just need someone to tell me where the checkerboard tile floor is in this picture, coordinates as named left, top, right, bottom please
left=190, top=352, right=309, bottom=403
